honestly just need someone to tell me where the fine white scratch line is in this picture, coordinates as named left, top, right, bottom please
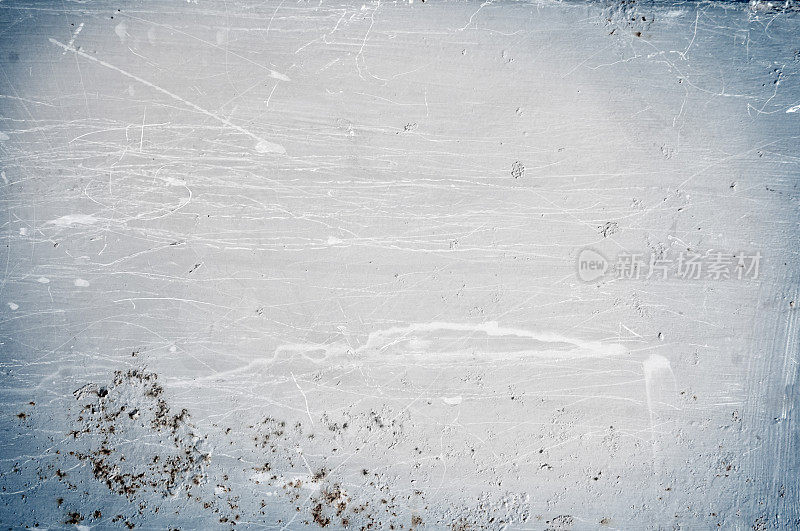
left=139, top=106, right=146, bottom=152
left=48, top=37, right=286, bottom=154
left=63, top=22, right=84, bottom=54
left=292, top=372, right=315, bottom=428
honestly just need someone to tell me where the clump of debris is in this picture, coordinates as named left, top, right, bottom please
left=68, top=369, right=209, bottom=499
left=749, top=0, right=800, bottom=13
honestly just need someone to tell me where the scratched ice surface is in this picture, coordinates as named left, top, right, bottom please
left=0, top=0, right=799, bottom=528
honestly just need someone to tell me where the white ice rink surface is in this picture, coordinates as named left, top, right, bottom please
left=0, top=0, right=799, bottom=528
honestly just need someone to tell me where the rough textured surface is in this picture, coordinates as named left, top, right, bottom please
left=0, top=0, right=799, bottom=528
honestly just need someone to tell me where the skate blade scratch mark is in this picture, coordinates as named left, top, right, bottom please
left=360, top=321, right=628, bottom=359
left=63, top=22, right=84, bottom=54
left=168, top=322, right=628, bottom=388
left=48, top=37, right=286, bottom=154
